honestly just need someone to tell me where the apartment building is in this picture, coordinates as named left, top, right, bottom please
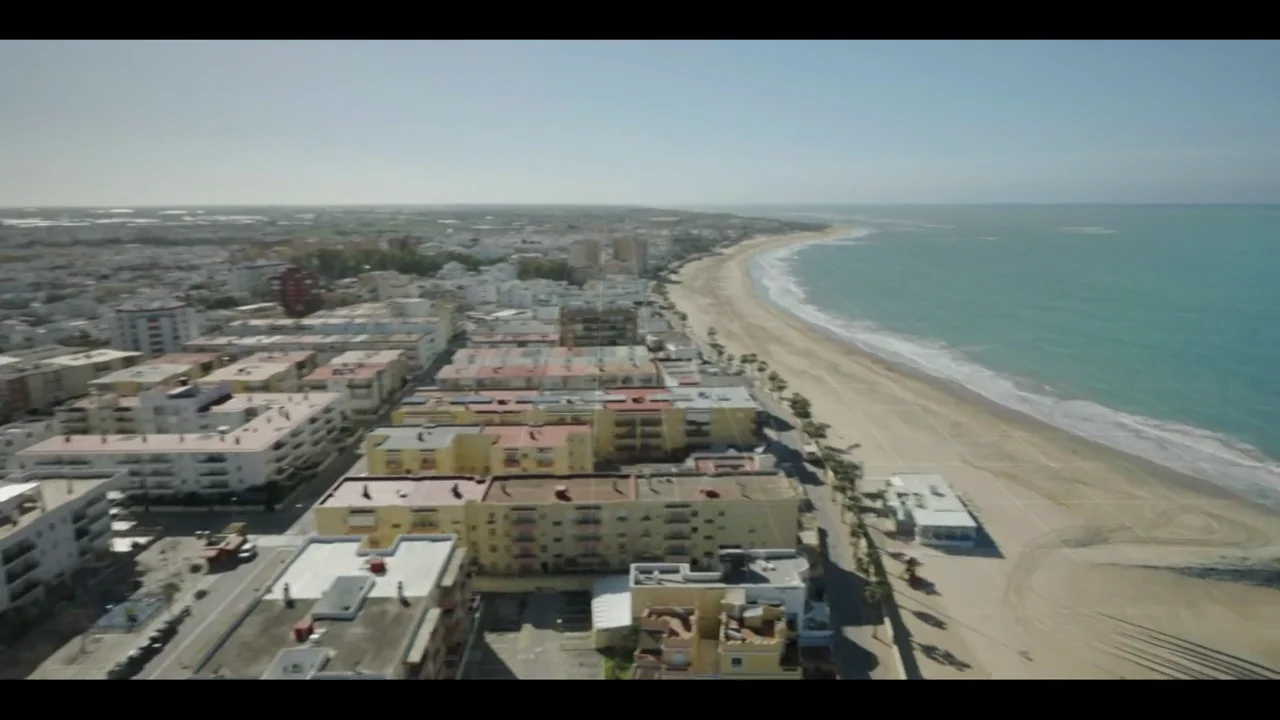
left=568, top=238, right=602, bottom=269
left=0, top=420, right=57, bottom=467
left=230, top=260, right=290, bottom=299
left=611, top=237, right=649, bottom=274
left=18, top=392, right=345, bottom=502
left=626, top=548, right=832, bottom=679
left=393, top=387, right=762, bottom=461
left=0, top=348, right=143, bottom=420
left=192, top=534, right=472, bottom=679
left=200, top=351, right=317, bottom=393
left=435, top=346, right=661, bottom=391
left=87, top=353, right=224, bottom=396
left=184, top=333, right=440, bottom=372
left=271, top=266, right=324, bottom=318
left=1, top=469, right=125, bottom=626
left=364, top=424, right=595, bottom=476
left=57, top=381, right=239, bottom=435
left=107, top=299, right=204, bottom=357
left=304, top=350, right=408, bottom=425
left=313, top=471, right=801, bottom=576
left=559, top=301, right=640, bottom=348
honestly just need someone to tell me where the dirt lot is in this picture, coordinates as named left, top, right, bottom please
left=463, top=592, right=603, bottom=680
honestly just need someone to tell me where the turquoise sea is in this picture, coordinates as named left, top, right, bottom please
left=729, top=205, right=1280, bottom=509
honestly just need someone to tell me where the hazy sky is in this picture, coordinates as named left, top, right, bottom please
left=2, top=40, right=1278, bottom=207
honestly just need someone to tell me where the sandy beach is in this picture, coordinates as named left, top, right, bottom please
left=670, top=229, right=1280, bottom=679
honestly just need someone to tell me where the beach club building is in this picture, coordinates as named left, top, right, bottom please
left=884, top=474, right=979, bottom=548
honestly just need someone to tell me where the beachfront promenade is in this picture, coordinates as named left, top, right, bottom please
left=664, top=231, right=1280, bottom=680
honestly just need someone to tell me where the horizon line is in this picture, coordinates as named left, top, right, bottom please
left=1, top=201, right=1277, bottom=211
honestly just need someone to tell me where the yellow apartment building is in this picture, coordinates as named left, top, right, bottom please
left=87, top=353, right=225, bottom=396
left=392, top=387, right=761, bottom=462
left=199, top=351, right=316, bottom=393
left=312, top=471, right=802, bottom=576
left=363, top=424, right=595, bottom=477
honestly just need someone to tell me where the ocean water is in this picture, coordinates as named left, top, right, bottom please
left=739, top=205, right=1280, bottom=509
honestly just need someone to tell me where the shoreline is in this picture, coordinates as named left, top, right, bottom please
left=702, top=227, right=1274, bottom=510
left=667, top=226, right=1280, bottom=679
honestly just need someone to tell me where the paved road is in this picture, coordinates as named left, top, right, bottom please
left=682, top=319, right=898, bottom=681
left=138, top=546, right=298, bottom=679
left=753, top=386, right=900, bottom=679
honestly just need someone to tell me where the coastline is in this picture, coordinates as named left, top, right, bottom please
left=668, top=227, right=1280, bottom=679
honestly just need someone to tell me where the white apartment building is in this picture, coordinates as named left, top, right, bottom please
left=107, top=299, right=204, bottom=357
left=185, top=333, right=442, bottom=373
left=19, top=392, right=346, bottom=500
left=230, top=260, right=290, bottom=299
left=1, top=468, right=125, bottom=621
left=0, top=420, right=57, bottom=465
left=56, top=381, right=242, bottom=436
left=303, top=350, right=408, bottom=424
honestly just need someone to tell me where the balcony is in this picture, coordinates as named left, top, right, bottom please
left=512, top=532, right=536, bottom=543
left=574, top=533, right=602, bottom=543
left=510, top=514, right=537, bottom=526
left=663, top=531, right=692, bottom=541
left=1, top=542, right=36, bottom=566
left=664, top=513, right=691, bottom=524
left=5, top=557, right=39, bottom=586
left=8, top=575, right=42, bottom=603
left=573, top=515, right=602, bottom=526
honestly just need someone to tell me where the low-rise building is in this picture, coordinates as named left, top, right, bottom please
left=0, top=348, right=143, bottom=420
left=0, top=420, right=57, bottom=464
left=184, top=333, right=440, bottom=372
left=364, top=424, right=595, bottom=477
left=1, top=468, right=125, bottom=625
left=192, top=534, right=472, bottom=680
left=884, top=473, right=979, bottom=547
left=393, top=386, right=762, bottom=461
left=304, top=350, right=408, bottom=425
left=312, top=471, right=802, bottom=576
left=435, top=346, right=661, bottom=391
left=17, top=392, right=346, bottom=504
left=200, top=351, right=317, bottom=393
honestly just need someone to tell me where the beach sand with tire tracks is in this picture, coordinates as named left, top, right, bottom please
left=670, top=229, right=1280, bottom=679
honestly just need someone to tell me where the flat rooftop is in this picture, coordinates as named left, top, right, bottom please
left=203, top=362, right=294, bottom=384
left=889, top=473, right=979, bottom=529
left=89, top=363, right=192, bottom=386
left=242, top=351, right=316, bottom=366
left=143, top=353, right=221, bottom=367
left=483, top=471, right=798, bottom=505
left=329, top=350, right=406, bottom=366
left=186, top=333, right=429, bottom=348
left=630, top=548, right=811, bottom=589
left=398, top=386, right=753, bottom=411
left=21, top=392, right=343, bottom=454
left=40, top=348, right=140, bottom=368
left=0, top=472, right=121, bottom=540
left=196, top=535, right=458, bottom=679
left=307, top=364, right=382, bottom=382
left=368, top=426, right=484, bottom=451
left=320, top=476, right=490, bottom=509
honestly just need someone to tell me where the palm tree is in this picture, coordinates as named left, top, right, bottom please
left=756, top=360, right=768, bottom=375
left=725, top=353, right=736, bottom=367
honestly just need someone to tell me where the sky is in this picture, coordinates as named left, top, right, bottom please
left=1, top=40, right=1278, bottom=207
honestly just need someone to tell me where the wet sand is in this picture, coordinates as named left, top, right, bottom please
left=669, top=229, right=1280, bottom=679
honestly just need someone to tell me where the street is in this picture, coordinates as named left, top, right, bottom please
left=138, top=545, right=299, bottom=679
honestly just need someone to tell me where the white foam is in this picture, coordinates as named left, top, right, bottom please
left=751, top=232, right=1280, bottom=509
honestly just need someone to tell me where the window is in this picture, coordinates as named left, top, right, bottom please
left=730, top=656, right=744, bottom=669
